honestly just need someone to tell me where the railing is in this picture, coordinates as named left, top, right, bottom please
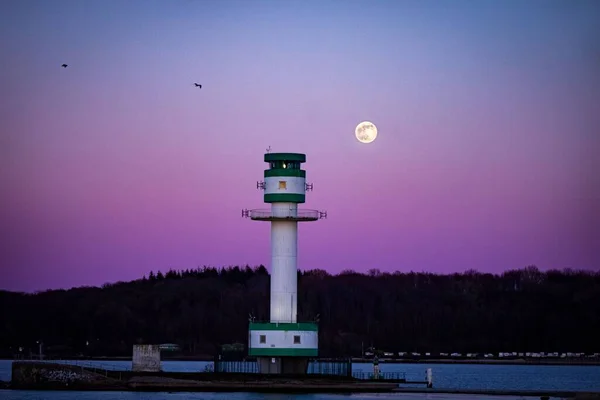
left=212, top=359, right=352, bottom=377
left=308, top=360, right=352, bottom=377
left=352, top=371, right=406, bottom=381
left=214, top=360, right=259, bottom=374
left=242, top=209, right=324, bottom=220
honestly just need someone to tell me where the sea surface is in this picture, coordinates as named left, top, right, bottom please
left=1, top=359, right=599, bottom=400
left=0, top=391, right=571, bottom=400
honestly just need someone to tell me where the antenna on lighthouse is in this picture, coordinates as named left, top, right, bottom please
left=266, top=146, right=272, bottom=153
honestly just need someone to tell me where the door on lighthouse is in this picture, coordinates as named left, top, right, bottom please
left=259, top=357, right=281, bottom=374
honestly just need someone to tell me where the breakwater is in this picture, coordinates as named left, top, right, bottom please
left=9, top=361, right=398, bottom=392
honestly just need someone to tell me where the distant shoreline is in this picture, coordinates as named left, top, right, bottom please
left=360, top=358, right=600, bottom=366
left=4, top=357, right=600, bottom=366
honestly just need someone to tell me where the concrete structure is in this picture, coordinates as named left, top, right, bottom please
left=132, top=344, right=161, bottom=372
left=243, top=152, right=326, bottom=374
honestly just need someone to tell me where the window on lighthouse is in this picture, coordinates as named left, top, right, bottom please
left=278, top=181, right=287, bottom=190
left=259, top=335, right=266, bottom=344
left=294, top=335, right=301, bottom=344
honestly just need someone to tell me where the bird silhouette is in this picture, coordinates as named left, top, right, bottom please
left=194, top=83, right=202, bottom=88
left=61, top=64, right=68, bottom=68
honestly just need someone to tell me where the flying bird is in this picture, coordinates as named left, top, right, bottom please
left=61, top=64, right=68, bottom=68
left=194, top=83, right=202, bottom=88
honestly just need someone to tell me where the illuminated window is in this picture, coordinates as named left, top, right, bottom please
left=260, top=335, right=266, bottom=344
left=278, top=181, right=287, bottom=190
left=294, top=335, right=301, bottom=344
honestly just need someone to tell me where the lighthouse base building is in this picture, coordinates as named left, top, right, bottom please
left=249, top=322, right=318, bottom=374
left=243, top=152, right=326, bottom=374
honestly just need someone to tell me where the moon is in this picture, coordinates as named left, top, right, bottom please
left=355, top=121, right=378, bottom=144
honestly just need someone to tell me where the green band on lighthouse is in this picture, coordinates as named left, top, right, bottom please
left=248, top=348, right=318, bottom=357
left=264, top=169, right=306, bottom=178
left=264, top=194, right=305, bottom=203
left=249, top=322, right=318, bottom=331
left=264, top=153, right=306, bottom=163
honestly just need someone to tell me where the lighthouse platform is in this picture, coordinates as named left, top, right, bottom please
left=242, top=208, right=326, bottom=222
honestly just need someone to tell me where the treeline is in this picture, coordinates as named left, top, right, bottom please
left=1, top=266, right=599, bottom=358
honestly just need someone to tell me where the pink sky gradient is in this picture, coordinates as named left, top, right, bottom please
left=1, top=0, right=599, bottom=292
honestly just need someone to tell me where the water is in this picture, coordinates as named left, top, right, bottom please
left=1, top=359, right=599, bottom=400
left=0, top=392, right=573, bottom=400
left=0, top=392, right=570, bottom=400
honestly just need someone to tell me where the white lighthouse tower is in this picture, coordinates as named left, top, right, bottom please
left=242, top=152, right=326, bottom=374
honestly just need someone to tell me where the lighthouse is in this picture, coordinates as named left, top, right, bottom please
left=242, top=152, right=326, bottom=374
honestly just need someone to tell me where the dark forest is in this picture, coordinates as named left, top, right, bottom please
left=1, top=266, right=599, bottom=358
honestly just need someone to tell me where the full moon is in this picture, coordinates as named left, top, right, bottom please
left=355, top=121, right=378, bottom=144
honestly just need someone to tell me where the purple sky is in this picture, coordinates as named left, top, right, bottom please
left=1, top=0, right=599, bottom=292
